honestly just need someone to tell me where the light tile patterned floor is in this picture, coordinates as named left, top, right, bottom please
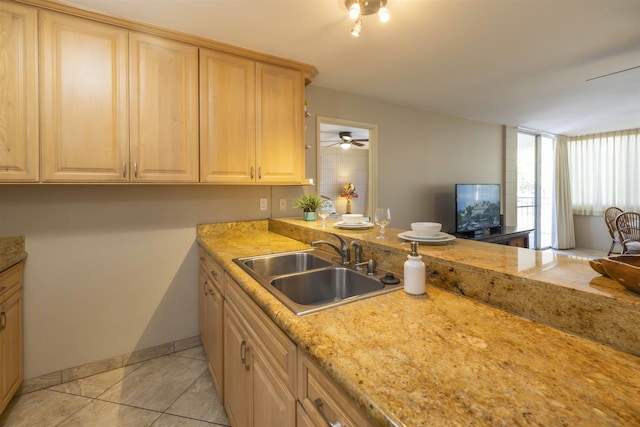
left=0, top=346, right=230, bottom=427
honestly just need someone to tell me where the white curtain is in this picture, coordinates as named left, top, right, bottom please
left=552, top=136, right=575, bottom=249
left=568, top=129, right=640, bottom=215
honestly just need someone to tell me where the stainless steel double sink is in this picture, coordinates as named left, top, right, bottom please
left=233, top=249, right=403, bottom=315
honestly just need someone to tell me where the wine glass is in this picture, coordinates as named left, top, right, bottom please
left=318, top=200, right=332, bottom=229
left=374, top=208, right=391, bottom=239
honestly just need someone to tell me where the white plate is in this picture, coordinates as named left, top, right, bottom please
left=334, top=221, right=374, bottom=229
left=403, top=231, right=450, bottom=240
left=398, top=231, right=456, bottom=243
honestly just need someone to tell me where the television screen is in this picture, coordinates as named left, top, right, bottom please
left=455, top=184, right=501, bottom=234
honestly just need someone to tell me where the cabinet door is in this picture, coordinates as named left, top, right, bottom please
left=198, top=267, right=208, bottom=347
left=255, top=63, right=304, bottom=184
left=129, top=33, right=198, bottom=182
left=199, top=49, right=256, bottom=183
left=205, top=281, right=224, bottom=398
left=0, top=289, right=23, bottom=414
left=0, top=1, right=38, bottom=182
left=224, top=304, right=252, bottom=427
left=252, top=348, right=295, bottom=427
left=40, top=11, right=128, bottom=182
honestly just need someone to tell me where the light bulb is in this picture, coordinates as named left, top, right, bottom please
left=349, top=3, right=360, bottom=20
left=378, top=6, right=390, bottom=22
left=351, top=19, right=362, bottom=37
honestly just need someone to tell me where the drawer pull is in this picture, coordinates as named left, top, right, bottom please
left=0, top=312, right=6, bottom=330
left=314, top=398, right=342, bottom=427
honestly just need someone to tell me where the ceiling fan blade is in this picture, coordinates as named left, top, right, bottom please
left=352, top=141, right=366, bottom=147
left=352, top=139, right=369, bottom=142
left=586, top=65, right=640, bottom=82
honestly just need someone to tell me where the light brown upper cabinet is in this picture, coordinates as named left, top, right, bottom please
left=200, top=49, right=305, bottom=184
left=0, top=1, right=39, bottom=182
left=129, top=33, right=199, bottom=182
left=40, top=11, right=129, bottom=182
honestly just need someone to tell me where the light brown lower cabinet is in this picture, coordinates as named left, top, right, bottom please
left=0, top=262, right=24, bottom=415
left=198, top=246, right=373, bottom=426
left=224, top=274, right=296, bottom=427
left=198, top=249, right=224, bottom=398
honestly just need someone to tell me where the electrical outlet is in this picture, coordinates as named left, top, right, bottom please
left=279, top=198, right=287, bottom=210
left=260, top=198, right=268, bottom=211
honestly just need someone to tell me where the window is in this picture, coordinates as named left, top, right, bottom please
left=568, top=129, right=640, bottom=215
left=517, top=131, right=555, bottom=249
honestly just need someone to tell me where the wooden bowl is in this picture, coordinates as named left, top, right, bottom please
left=601, top=255, right=640, bottom=294
left=589, top=258, right=607, bottom=275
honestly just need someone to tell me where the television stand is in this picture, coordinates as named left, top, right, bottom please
left=456, top=226, right=534, bottom=248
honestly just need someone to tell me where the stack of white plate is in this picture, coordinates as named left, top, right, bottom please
left=397, top=231, right=456, bottom=244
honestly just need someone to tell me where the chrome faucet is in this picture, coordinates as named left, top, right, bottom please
left=311, top=233, right=350, bottom=265
left=351, top=241, right=362, bottom=265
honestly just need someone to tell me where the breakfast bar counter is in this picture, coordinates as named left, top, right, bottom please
left=197, top=219, right=640, bottom=426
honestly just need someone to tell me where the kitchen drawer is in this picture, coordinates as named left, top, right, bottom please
left=298, top=349, right=373, bottom=427
left=198, top=247, right=224, bottom=293
left=0, top=263, right=23, bottom=301
left=225, top=273, right=297, bottom=394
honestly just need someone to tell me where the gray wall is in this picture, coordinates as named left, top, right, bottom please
left=305, top=86, right=504, bottom=232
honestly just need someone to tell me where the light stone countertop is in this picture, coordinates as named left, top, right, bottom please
left=197, top=220, right=640, bottom=427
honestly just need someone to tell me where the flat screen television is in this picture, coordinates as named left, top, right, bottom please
left=455, top=184, right=501, bottom=235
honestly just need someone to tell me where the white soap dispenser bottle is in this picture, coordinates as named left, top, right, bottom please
left=404, top=241, right=426, bottom=295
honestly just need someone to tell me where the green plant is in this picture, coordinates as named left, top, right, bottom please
left=293, top=194, right=322, bottom=212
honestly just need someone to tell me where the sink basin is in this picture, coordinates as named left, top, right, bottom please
left=241, top=251, right=332, bottom=277
left=271, top=267, right=384, bottom=305
left=233, top=249, right=403, bottom=315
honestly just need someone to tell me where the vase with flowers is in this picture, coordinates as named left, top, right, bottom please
left=340, top=183, right=358, bottom=214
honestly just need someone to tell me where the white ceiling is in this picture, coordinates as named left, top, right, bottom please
left=61, top=0, right=640, bottom=136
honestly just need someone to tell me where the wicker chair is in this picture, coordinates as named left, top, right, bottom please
left=615, top=211, right=640, bottom=255
left=604, top=206, right=624, bottom=255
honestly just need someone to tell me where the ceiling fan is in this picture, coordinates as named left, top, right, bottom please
left=322, top=131, right=369, bottom=149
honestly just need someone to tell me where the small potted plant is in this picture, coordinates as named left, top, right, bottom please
left=293, top=194, right=322, bottom=221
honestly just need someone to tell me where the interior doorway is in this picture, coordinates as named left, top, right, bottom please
left=316, top=117, right=377, bottom=218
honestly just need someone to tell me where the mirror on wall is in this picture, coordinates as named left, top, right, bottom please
left=317, top=116, right=378, bottom=218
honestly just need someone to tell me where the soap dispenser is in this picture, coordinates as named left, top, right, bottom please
left=404, top=241, right=426, bottom=295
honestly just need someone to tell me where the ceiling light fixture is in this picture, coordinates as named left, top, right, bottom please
left=351, top=18, right=362, bottom=37
left=345, top=0, right=390, bottom=37
left=340, top=141, right=352, bottom=149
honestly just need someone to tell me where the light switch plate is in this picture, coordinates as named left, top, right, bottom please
left=260, top=198, right=268, bottom=211
left=279, top=199, right=287, bottom=210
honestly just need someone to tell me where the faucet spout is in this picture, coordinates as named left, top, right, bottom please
left=311, top=233, right=351, bottom=265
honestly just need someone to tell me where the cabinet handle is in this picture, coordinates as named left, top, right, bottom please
left=258, top=166, right=262, bottom=180
left=0, top=312, right=6, bottom=330
left=313, top=398, right=342, bottom=427
left=122, top=161, right=126, bottom=178
left=134, top=161, right=138, bottom=179
left=240, top=339, right=250, bottom=370
left=250, top=166, right=255, bottom=179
